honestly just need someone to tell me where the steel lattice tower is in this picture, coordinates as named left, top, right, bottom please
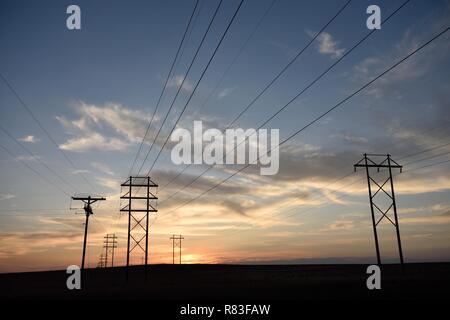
left=120, top=176, right=158, bottom=279
left=354, top=153, right=404, bottom=267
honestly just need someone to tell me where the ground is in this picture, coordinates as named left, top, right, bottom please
left=1, top=263, right=449, bottom=300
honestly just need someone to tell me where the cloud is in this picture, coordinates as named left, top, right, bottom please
left=307, top=31, right=345, bottom=59
left=16, top=155, right=42, bottom=162
left=325, top=220, right=354, bottom=231
left=72, top=169, right=90, bottom=174
left=331, top=133, right=368, bottom=144
left=57, top=101, right=155, bottom=152
left=0, top=194, right=15, bottom=201
left=352, top=13, right=450, bottom=99
left=91, top=162, right=114, bottom=176
left=167, top=75, right=193, bottom=92
left=59, top=132, right=130, bottom=152
left=96, top=177, right=120, bottom=190
left=18, top=135, right=39, bottom=143
left=217, top=87, right=235, bottom=100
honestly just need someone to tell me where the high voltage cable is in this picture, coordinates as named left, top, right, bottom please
left=405, top=158, right=450, bottom=172
left=160, top=0, right=277, bottom=191
left=198, top=153, right=450, bottom=240
left=398, top=140, right=450, bottom=161
left=225, top=0, right=352, bottom=129
left=128, top=0, right=200, bottom=176
left=0, top=124, right=80, bottom=194
left=192, top=0, right=278, bottom=119
left=143, top=0, right=246, bottom=176
left=404, top=149, right=450, bottom=166
left=159, top=0, right=411, bottom=194
left=135, top=0, right=226, bottom=176
left=201, top=133, right=450, bottom=235
left=0, top=72, right=96, bottom=193
left=160, top=0, right=354, bottom=191
left=159, top=137, right=446, bottom=235
left=0, top=141, right=71, bottom=197
left=161, top=25, right=450, bottom=217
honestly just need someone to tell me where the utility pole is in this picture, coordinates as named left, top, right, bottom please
left=170, top=235, right=184, bottom=264
left=354, top=154, right=404, bottom=267
left=120, top=176, right=158, bottom=280
left=72, top=195, right=106, bottom=271
left=97, top=253, right=107, bottom=268
left=103, top=234, right=118, bottom=268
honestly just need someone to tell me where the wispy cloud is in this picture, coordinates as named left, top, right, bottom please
left=307, top=31, right=345, bottom=59
left=352, top=20, right=450, bottom=98
left=331, top=133, right=368, bottom=144
left=217, top=87, right=235, bottom=100
left=91, top=162, right=114, bottom=176
left=59, top=132, right=130, bottom=152
left=16, top=155, right=42, bottom=162
left=0, top=194, right=15, bottom=201
left=56, top=102, right=154, bottom=152
left=18, top=135, right=39, bottom=143
left=167, top=75, right=193, bottom=92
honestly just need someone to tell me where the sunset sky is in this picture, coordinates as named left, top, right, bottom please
left=1, top=0, right=450, bottom=272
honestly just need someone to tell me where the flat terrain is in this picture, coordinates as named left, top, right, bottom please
left=1, top=263, right=449, bottom=300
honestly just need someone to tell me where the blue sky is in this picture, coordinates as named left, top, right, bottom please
left=0, top=0, right=450, bottom=272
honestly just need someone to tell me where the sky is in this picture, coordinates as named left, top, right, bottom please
left=0, top=0, right=450, bottom=273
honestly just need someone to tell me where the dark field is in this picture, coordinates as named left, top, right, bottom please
left=1, top=263, right=449, bottom=300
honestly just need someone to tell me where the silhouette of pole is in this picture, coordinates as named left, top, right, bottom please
left=72, top=195, right=106, bottom=271
left=364, top=155, right=381, bottom=265
left=388, top=155, right=404, bottom=265
left=81, top=198, right=90, bottom=270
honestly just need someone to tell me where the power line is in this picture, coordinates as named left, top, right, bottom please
left=0, top=72, right=96, bottom=192
left=186, top=129, right=450, bottom=238
left=161, top=25, right=450, bottom=217
left=159, top=0, right=277, bottom=191
left=192, top=0, right=278, bottom=119
left=159, top=0, right=411, bottom=194
left=404, top=149, right=450, bottom=166
left=405, top=157, right=450, bottom=172
left=145, top=0, right=245, bottom=176
left=0, top=141, right=71, bottom=197
left=135, top=0, right=226, bottom=176
left=226, top=0, right=353, bottom=129
left=0, top=124, right=80, bottom=194
left=160, top=0, right=354, bottom=192
left=128, top=0, right=200, bottom=176
left=203, top=150, right=450, bottom=240
left=398, top=140, right=450, bottom=161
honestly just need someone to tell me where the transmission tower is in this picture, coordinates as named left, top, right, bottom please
left=170, top=234, right=184, bottom=264
left=71, top=195, right=106, bottom=270
left=354, top=153, right=404, bottom=267
left=120, top=176, right=158, bottom=279
left=103, top=234, right=118, bottom=268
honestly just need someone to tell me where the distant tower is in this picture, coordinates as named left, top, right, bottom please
left=170, top=235, right=184, bottom=264
left=103, top=234, right=118, bottom=268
